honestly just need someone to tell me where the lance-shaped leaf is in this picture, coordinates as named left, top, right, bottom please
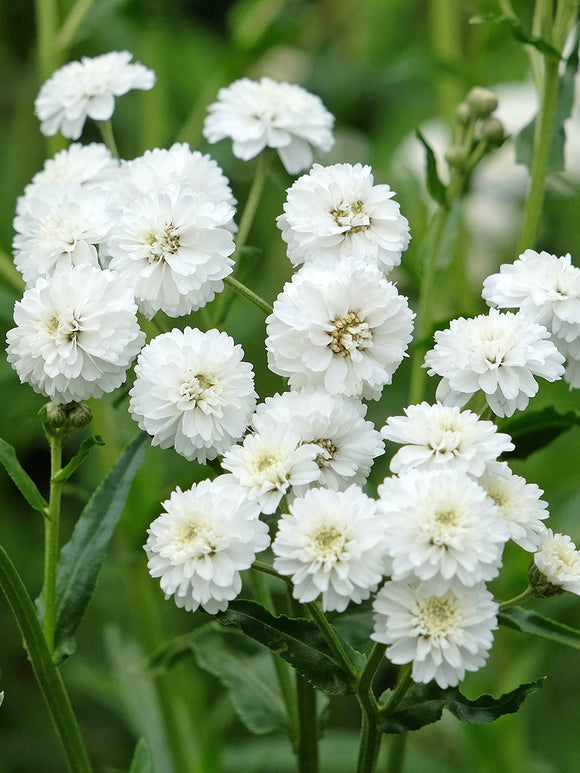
left=0, top=437, right=48, bottom=514
left=51, top=435, right=105, bottom=484
left=378, top=678, right=544, bottom=734
left=51, top=433, right=147, bottom=662
left=415, top=129, right=448, bottom=208
left=469, top=13, right=561, bottom=59
left=499, top=606, right=580, bottom=650
left=217, top=599, right=364, bottom=695
left=499, top=407, right=580, bottom=459
left=128, top=739, right=152, bottom=773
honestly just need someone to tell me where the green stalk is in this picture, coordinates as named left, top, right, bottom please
left=295, top=671, right=318, bottom=773
left=43, top=433, right=64, bottom=652
left=98, top=120, right=120, bottom=159
left=223, top=276, right=273, bottom=315
left=498, top=586, right=534, bottom=610
left=355, top=643, right=386, bottom=773
left=56, top=0, right=97, bottom=52
left=0, top=544, right=92, bottom=772
left=233, top=152, right=271, bottom=260
left=34, top=0, right=60, bottom=82
left=306, top=601, right=360, bottom=685
left=385, top=734, right=408, bottom=773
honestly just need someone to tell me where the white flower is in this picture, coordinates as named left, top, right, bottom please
left=424, top=308, right=565, bottom=417
left=381, top=402, right=514, bottom=476
left=371, top=580, right=498, bottom=688
left=272, top=486, right=389, bottom=611
left=145, top=478, right=270, bottom=614
left=6, top=265, right=144, bottom=403
left=203, top=76, right=335, bottom=174
left=266, top=257, right=414, bottom=399
left=129, top=327, right=256, bottom=463
left=277, top=163, right=410, bottom=272
left=35, top=51, right=155, bottom=139
left=221, top=427, right=321, bottom=515
left=107, top=183, right=235, bottom=318
left=532, top=530, right=580, bottom=596
left=13, top=183, right=116, bottom=284
left=482, top=250, right=580, bottom=346
left=377, top=469, right=509, bottom=592
left=477, top=461, right=548, bottom=551
left=252, top=388, right=384, bottom=491
left=24, top=143, right=119, bottom=194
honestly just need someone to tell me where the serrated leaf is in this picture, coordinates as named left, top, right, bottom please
left=50, top=433, right=147, bottom=662
left=378, top=678, right=543, bottom=734
left=189, top=623, right=290, bottom=736
left=217, top=599, right=364, bottom=695
left=415, top=129, right=448, bottom=208
left=0, top=437, right=48, bottom=514
left=51, top=435, right=105, bottom=484
left=500, top=406, right=580, bottom=459
left=128, top=738, right=152, bottom=773
left=499, top=606, right=580, bottom=650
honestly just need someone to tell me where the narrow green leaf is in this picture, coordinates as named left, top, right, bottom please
left=0, top=691, right=3, bottom=707
left=51, top=435, right=105, bottom=484
left=217, top=599, right=364, bottom=695
left=52, top=433, right=147, bottom=662
left=415, top=129, right=448, bottom=208
left=128, top=738, right=152, bottom=773
left=0, top=437, right=48, bottom=513
left=469, top=13, right=560, bottom=58
left=189, top=623, right=289, bottom=736
left=500, top=407, right=580, bottom=459
left=378, top=678, right=544, bottom=734
left=499, top=607, right=580, bottom=650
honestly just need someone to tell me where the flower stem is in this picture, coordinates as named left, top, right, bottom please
left=499, top=585, right=534, bottom=610
left=0, top=544, right=92, bottom=772
left=234, top=152, right=271, bottom=260
left=43, top=433, right=64, bottom=653
left=355, top=643, right=386, bottom=773
left=295, top=670, right=319, bottom=773
left=385, top=734, right=408, bottom=773
left=56, top=0, right=97, bottom=52
left=98, top=119, right=120, bottom=159
left=223, top=276, right=273, bottom=315
left=306, top=601, right=360, bottom=686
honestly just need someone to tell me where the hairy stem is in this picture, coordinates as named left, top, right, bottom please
left=43, top=433, right=64, bottom=652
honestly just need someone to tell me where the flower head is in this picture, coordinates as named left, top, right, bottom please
left=532, top=529, right=580, bottom=596
left=381, top=402, right=514, bottom=476
left=372, top=580, right=498, bottom=688
left=203, top=76, right=335, bottom=174
left=266, top=257, right=414, bottom=399
left=277, top=163, right=410, bottom=272
left=6, top=265, right=144, bottom=403
left=24, top=142, right=119, bottom=194
left=145, top=478, right=270, bottom=614
left=129, top=327, right=256, bottom=462
left=272, top=486, right=389, bottom=611
left=35, top=51, right=155, bottom=139
left=424, top=308, right=565, bottom=417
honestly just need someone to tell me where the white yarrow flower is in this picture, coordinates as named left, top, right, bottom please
left=532, top=530, right=580, bottom=596
left=6, top=265, right=144, bottom=403
left=24, top=143, right=119, bottom=194
left=377, top=469, right=509, bottom=592
left=424, top=308, right=565, bottom=417
left=203, top=76, right=335, bottom=174
left=381, top=402, right=514, bottom=476
left=277, top=163, right=410, bottom=272
left=145, top=478, right=270, bottom=614
left=35, top=51, right=155, bottom=139
left=129, top=327, right=256, bottom=463
left=272, top=486, right=389, bottom=611
left=371, top=580, right=498, bottom=688
left=266, top=257, right=414, bottom=399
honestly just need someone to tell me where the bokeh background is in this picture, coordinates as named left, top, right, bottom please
left=0, top=1, right=579, bottom=771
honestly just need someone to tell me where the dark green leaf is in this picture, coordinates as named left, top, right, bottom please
left=499, top=606, right=580, bottom=650
left=51, top=435, right=105, bottom=484
left=0, top=437, right=48, bottom=514
left=378, top=678, right=544, bottom=734
left=500, top=407, right=580, bottom=459
left=50, top=433, right=147, bottom=662
left=128, top=738, right=152, bottom=773
left=415, top=129, right=448, bottom=208
left=217, top=599, right=364, bottom=695
left=469, top=14, right=560, bottom=58
left=0, top=691, right=3, bottom=707
left=189, top=623, right=290, bottom=736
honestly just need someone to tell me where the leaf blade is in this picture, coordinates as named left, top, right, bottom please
left=0, top=437, right=48, bottom=513
left=499, top=606, right=580, bottom=650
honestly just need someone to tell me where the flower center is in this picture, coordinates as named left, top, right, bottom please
left=309, top=523, right=347, bottom=561
left=253, top=452, right=281, bottom=474
left=145, top=223, right=180, bottom=263
left=175, top=518, right=216, bottom=557
left=329, top=311, right=372, bottom=356
left=416, top=596, right=459, bottom=639
left=46, top=313, right=82, bottom=344
left=428, top=426, right=463, bottom=456
left=313, top=438, right=338, bottom=468
left=179, top=371, right=214, bottom=403
left=331, top=199, right=370, bottom=233
left=427, top=507, right=462, bottom=546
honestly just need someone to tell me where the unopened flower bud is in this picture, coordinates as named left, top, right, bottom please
left=481, top=116, right=505, bottom=146
left=528, top=561, right=565, bottom=598
left=455, top=101, right=472, bottom=126
left=445, top=145, right=469, bottom=169
left=466, top=87, right=498, bottom=119
left=67, top=402, right=93, bottom=429
left=38, top=400, right=92, bottom=438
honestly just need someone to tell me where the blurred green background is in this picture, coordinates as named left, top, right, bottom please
left=1, top=0, right=579, bottom=771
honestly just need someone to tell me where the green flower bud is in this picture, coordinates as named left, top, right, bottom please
left=455, top=101, right=473, bottom=126
left=466, top=86, right=498, bottom=119
left=481, top=116, right=505, bottom=146
left=445, top=145, right=469, bottom=169
left=38, top=400, right=93, bottom=438
left=528, top=561, right=565, bottom=598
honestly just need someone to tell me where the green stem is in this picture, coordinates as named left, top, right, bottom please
left=34, top=0, right=60, bottom=82
left=56, top=0, right=97, bottom=52
left=295, top=671, right=319, bottom=773
left=223, top=276, right=273, bottom=315
left=306, top=601, right=360, bottom=686
left=43, top=434, right=64, bottom=652
left=233, top=152, right=271, bottom=260
left=516, top=53, right=560, bottom=253
left=499, top=585, right=534, bottom=610
left=0, top=544, right=92, bottom=772
left=98, top=120, right=120, bottom=158
left=382, top=665, right=413, bottom=716
left=356, top=643, right=386, bottom=773
left=385, top=734, right=408, bottom=773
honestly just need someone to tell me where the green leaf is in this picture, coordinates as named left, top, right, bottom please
left=217, top=599, right=364, bottom=695
left=469, top=13, right=560, bottom=58
left=0, top=691, right=3, bottom=707
left=189, top=623, right=290, bottom=736
left=378, top=679, right=544, bottom=734
left=415, top=128, right=448, bottom=208
left=51, top=433, right=147, bottom=662
left=499, top=606, right=580, bottom=650
left=500, top=407, right=580, bottom=459
left=0, top=437, right=48, bottom=514
left=128, top=738, right=152, bottom=773
left=51, top=435, right=105, bottom=484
